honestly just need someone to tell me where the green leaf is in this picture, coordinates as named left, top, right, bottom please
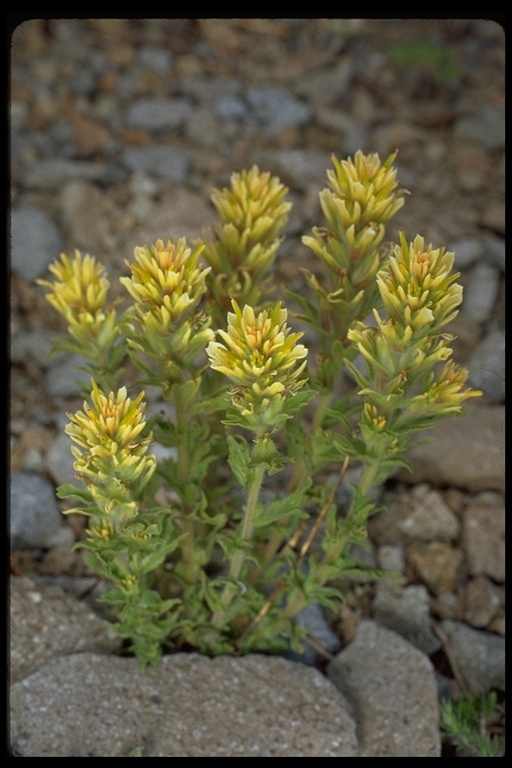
left=227, top=434, right=252, bottom=488
left=190, top=389, right=229, bottom=416
left=97, top=588, right=131, bottom=607
left=330, top=431, right=366, bottom=460
left=136, top=591, right=182, bottom=614
left=280, top=388, right=317, bottom=418
left=285, top=289, right=320, bottom=323
left=216, top=530, right=260, bottom=567
left=137, top=548, right=170, bottom=575
left=323, top=397, right=353, bottom=431
left=57, top=484, right=93, bottom=503
left=254, top=480, right=312, bottom=527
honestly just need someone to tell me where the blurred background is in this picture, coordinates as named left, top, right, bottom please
left=10, top=19, right=505, bottom=431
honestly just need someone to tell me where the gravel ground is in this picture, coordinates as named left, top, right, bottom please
left=9, top=18, right=505, bottom=757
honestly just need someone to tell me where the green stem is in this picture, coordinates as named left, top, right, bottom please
left=288, top=390, right=332, bottom=493
left=258, top=390, right=332, bottom=572
left=211, top=461, right=265, bottom=629
left=314, top=456, right=381, bottom=586
left=230, top=463, right=265, bottom=582
left=174, top=383, right=196, bottom=585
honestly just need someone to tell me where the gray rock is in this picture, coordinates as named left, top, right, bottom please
left=10, top=100, right=28, bottom=132
left=126, top=98, right=191, bottom=131
left=482, top=235, right=505, bottom=272
left=397, top=485, right=460, bottom=542
left=452, top=237, right=482, bottom=270
left=10, top=329, right=58, bottom=369
left=395, top=402, right=505, bottom=493
left=295, top=59, right=355, bottom=105
left=372, top=121, right=427, bottom=157
left=130, top=186, right=216, bottom=247
left=377, top=543, right=406, bottom=573
left=315, top=108, right=369, bottom=156
left=247, top=86, right=312, bottom=135
left=287, top=601, right=341, bottom=664
left=441, top=620, right=505, bottom=695
left=9, top=577, right=121, bottom=683
left=11, top=205, right=63, bottom=281
left=19, top=444, right=45, bottom=474
left=468, top=327, right=505, bottom=403
left=463, top=262, right=500, bottom=323
left=372, top=584, right=441, bottom=656
left=10, top=472, right=73, bottom=550
left=49, top=117, right=74, bottom=148
left=24, top=159, right=127, bottom=189
left=185, top=105, right=221, bottom=148
left=45, top=432, right=77, bottom=488
left=462, top=504, right=505, bottom=582
left=31, top=574, right=107, bottom=605
left=463, top=576, right=502, bottom=629
left=328, top=620, right=440, bottom=756
left=454, top=104, right=505, bottom=150
left=178, top=75, right=241, bottom=104
left=213, top=92, right=249, bottom=121
left=433, top=591, right=459, bottom=621
left=268, top=148, right=331, bottom=192
left=45, top=353, right=90, bottom=398
left=137, top=46, right=173, bottom=73
left=9, top=653, right=359, bottom=757
left=129, top=170, right=159, bottom=199
left=59, top=179, right=112, bottom=253
left=122, top=146, right=190, bottom=183
left=407, top=541, right=463, bottom=595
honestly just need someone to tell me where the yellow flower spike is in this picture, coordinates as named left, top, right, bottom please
left=363, top=403, right=387, bottom=430
left=87, top=520, right=115, bottom=541
left=300, top=152, right=407, bottom=373
left=211, top=166, right=291, bottom=236
left=121, top=238, right=210, bottom=324
left=121, top=574, right=137, bottom=590
left=203, top=166, right=291, bottom=312
left=65, top=380, right=156, bottom=496
left=311, top=151, right=405, bottom=264
left=377, top=233, right=463, bottom=334
left=207, top=301, right=308, bottom=432
left=120, top=238, right=215, bottom=384
left=37, top=250, right=112, bottom=329
left=427, top=361, right=482, bottom=413
left=326, top=150, right=406, bottom=231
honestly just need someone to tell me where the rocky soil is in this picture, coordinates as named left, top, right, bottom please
left=9, top=19, right=505, bottom=757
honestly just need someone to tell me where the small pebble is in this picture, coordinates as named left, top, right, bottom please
left=468, top=326, right=505, bottom=403
left=10, top=472, right=73, bottom=550
left=126, top=97, right=191, bottom=131
left=464, top=262, right=500, bottom=324
left=11, top=205, right=63, bottom=281
left=122, top=146, right=190, bottom=183
left=247, top=86, right=313, bottom=135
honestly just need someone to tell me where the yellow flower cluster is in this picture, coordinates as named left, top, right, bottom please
left=120, top=238, right=214, bottom=383
left=377, top=233, right=463, bottom=336
left=211, top=165, right=291, bottom=245
left=37, top=250, right=115, bottom=338
left=327, top=150, right=405, bottom=228
left=207, top=301, right=307, bottom=430
left=121, top=238, right=210, bottom=326
left=346, top=232, right=481, bottom=419
left=411, top=361, right=482, bottom=416
left=203, top=166, right=291, bottom=312
left=312, top=150, right=406, bottom=260
left=66, top=380, right=156, bottom=513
